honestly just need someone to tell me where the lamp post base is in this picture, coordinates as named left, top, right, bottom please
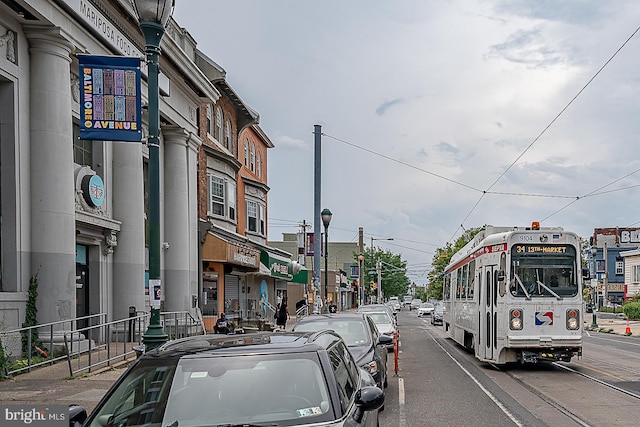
left=142, top=308, right=168, bottom=352
left=590, top=312, right=598, bottom=329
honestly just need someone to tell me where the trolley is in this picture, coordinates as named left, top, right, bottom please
left=443, top=223, right=583, bottom=364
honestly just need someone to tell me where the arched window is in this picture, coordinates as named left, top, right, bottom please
left=256, top=151, right=262, bottom=179
left=224, top=120, right=232, bottom=152
left=215, top=106, right=223, bottom=142
left=244, top=138, right=249, bottom=167
left=250, top=142, right=256, bottom=173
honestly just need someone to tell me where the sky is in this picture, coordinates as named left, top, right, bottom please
left=172, top=1, right=640, bottom=286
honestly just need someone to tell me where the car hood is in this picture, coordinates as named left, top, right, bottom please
left=375, top=324, right=395, bottom=334
left=349, top=344, right=374, bottom=365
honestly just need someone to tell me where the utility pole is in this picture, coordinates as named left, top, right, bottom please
left=358, top=227, right=364, bottom=307
left=603, top=241, right=608, bottom=306
left=376, top=259, right=382, bottom=302
left=313, top=125, right=322, bottom=313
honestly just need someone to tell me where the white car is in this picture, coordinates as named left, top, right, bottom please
left=417, top=302, right=435, bottom=317
left=365, top=311, right=397, bottom=351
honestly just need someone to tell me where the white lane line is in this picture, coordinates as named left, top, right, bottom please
left=398, top=376, right=407, bottom=427
left=431, top=336, right=523, bottom=427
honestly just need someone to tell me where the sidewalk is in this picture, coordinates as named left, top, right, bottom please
left=0, top=317, right=305, bottom=413
left=584, top=313, right=639, bottom=336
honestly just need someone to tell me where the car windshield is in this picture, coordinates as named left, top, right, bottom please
left=420, top=303, right=434, bottom=309
left=89, top=354, right=332, bottom=427
left=294, top=319, right=371, bottom=346
left=366, top=312, right=392, bottom=325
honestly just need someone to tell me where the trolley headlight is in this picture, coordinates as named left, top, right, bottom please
left=566, top=309, right=580, bottom=330
left=510, top=308, right=523, bottom=330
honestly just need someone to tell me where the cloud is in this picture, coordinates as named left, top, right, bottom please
left=375, top=98, right=406, bottom=116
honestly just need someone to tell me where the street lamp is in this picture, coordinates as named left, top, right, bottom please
left=370, top=237, right=393, bottom=303
left=133, top=0, right=173, bottom=351
left=590, top=246, right=598, bottom=328
left=321, top=208, right=332, bottom=313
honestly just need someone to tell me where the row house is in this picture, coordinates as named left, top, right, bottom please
left=0, top=0, right=301, bottom=346
left=190, top=50, right=305, bottom=329
left=590, top=227, right=640, bottom=305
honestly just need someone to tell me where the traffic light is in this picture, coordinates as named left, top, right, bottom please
left=370, top=282, right=376, bottom=290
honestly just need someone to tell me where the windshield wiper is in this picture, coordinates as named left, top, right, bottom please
left=535, top=280, right=562, bottom=300
left=513, top=273, right=531, bottom=299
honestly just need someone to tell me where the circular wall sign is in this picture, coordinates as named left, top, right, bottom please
left=81, top=174, right=105, bottom=207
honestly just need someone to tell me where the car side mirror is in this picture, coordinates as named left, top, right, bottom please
left=378, top=335, right=393, bottom=346
left=69, top=405, right=87, bottom=427
left=353, top=386, right=385, bottom=423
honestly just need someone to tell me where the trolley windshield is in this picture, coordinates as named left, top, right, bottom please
left=509, top=244, right=578, bottom=298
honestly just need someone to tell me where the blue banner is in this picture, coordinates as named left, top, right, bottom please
left=78, top=55, right=142, bottom=142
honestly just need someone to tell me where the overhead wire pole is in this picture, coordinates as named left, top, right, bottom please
left=358, top=227, right=364, bottom=307
left=313, top=125, right=322, bottom=313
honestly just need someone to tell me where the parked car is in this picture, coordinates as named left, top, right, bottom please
left=358, top=303, right=397, bottom=322
left=410, top=299, right=422, bottom=311
left=386, top=298, right=401, bottom=313
left=293, top=313, right=391, bottom=390
left=417, top=302, right=435, bottom=317
left=431, top=304, right=444, bottom=325
left=362, top=311, right=397, bottom=351
left=69, top=331, right=384, bottom=427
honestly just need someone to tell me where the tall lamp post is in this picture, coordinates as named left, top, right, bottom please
left=133, top=0, right=173, bottom=351
left=321, top=209, right=332, bottom=313
left=370, top=237, right=393, bottom=303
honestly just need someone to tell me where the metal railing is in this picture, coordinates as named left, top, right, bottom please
left=1, top=310, right=205, bottom=378
left=64, top=313, right=149, bottom=376
left=0, top=313, right=106, bottom=377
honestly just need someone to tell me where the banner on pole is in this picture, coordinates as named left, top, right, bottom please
left=78, top=54, right=142, bottom=142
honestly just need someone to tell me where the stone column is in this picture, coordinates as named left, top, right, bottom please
left=162, top=127, right=200, bottom=313
left=112, top=141, right=146, bottom=320
left=25, top=27, right=75, bottom=325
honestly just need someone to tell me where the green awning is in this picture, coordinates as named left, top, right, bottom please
left=260, top=250, right=293, bottom=280
left=291, top=266, right=309, bottom=284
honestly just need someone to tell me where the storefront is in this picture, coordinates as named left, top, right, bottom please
left=201, top=231, right=260, bottom=330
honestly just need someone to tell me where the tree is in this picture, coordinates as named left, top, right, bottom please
left=354, top=247, right=410, bottom=301
left=427, top=226, right=483, bottom=300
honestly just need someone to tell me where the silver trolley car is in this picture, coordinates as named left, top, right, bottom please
left=443, top=223, right=583, bottom=364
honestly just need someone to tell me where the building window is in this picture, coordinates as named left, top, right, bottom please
left=225, top=119, right=232, bottom=152
left=246, top=200, right=265, bottom=236
left=208, top=175, right=225, bottom=216
left=215, top=106, right=223, bottom=143
left=228, top=181, right=236, bottom=221
left=250, top=142, right=256, bottom=173
left=615, top=260, right=623, bottom=275
left=73, top=124, right=93, bottom=166
left=244, top=138, right=249, bottom=167
left=206, top=104, right=213, bottom=135
left=633, top=265, right=640, bottom=283
left=247, top=200, right=258, bottom=232
left=259, top=203, right=265, bottom=235
left=256, top=151, right=262, bottom=179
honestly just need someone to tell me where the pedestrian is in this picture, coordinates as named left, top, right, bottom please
left=214, top=312, right=231, bottom=334
left=276, top=299, right=288, bottom=329
left=328, top=300, right=337, bottom=313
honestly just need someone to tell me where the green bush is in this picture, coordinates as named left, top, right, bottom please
left=623, top=301, right=640, bottom=320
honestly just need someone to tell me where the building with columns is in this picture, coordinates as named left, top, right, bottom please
left=0, top=0, right=300, bottom=343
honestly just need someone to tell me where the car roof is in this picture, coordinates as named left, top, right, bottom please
left=295, top=313, right=371, bottom=323
left=147, top=331, right=343, bottom=360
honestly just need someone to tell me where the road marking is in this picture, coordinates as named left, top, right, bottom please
left=431, top=336, right=524, bottom=427
left=398, top=376, right=407, bottom=427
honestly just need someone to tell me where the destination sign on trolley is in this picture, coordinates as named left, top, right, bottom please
left=515, top=244, right=568, bottom=254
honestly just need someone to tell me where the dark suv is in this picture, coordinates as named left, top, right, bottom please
left=69, top=331, right=384, bottom=427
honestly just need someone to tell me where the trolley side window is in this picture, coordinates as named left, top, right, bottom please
left=509, top=244, right=578, bottom=298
